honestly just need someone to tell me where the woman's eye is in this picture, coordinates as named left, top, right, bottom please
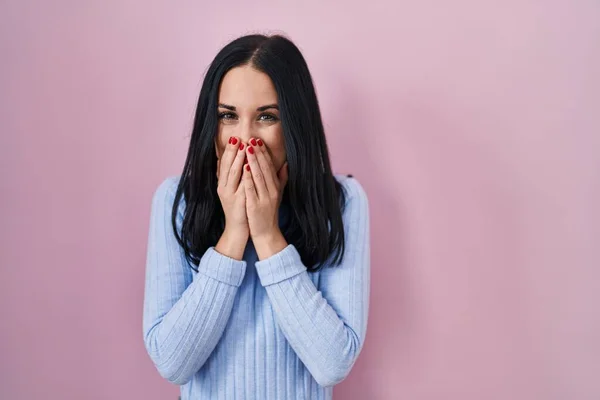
left=259, top=113, right=278, bottom=122
left=218, top=112, right=237, bottom=120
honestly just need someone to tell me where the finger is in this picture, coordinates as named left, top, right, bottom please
left=253, top=138, right=278, bottom=195
left=246, top=139, right=268, bottom=200
left=227, top=142, right=247, bottom=190
left=242, top=163, right=258, bottom=205
left=278, top=161, right=289, bottom=188
left=218, top=136, right=240, bottom=186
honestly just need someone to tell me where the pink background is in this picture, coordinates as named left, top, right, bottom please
left=1, top=1, right=599, bottom=399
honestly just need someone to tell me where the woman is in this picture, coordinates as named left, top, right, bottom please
left=143, top=34, right=370, bottom=400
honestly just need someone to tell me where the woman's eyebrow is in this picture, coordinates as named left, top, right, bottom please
left=218, top=104, right=279, bottom=111
left=257, top=104, right=279, bottom=111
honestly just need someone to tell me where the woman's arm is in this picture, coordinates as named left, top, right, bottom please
left=142, top=177, right=247, bottom=385
left=254, top=177, right=370, bottom=387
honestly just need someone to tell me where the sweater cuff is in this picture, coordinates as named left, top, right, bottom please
left=197, top=247, right=247, bottom=287
left=255, top=244, right=307, bottom=286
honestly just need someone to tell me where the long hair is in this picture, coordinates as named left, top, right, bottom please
left=172, top=34, right=346, bottom=272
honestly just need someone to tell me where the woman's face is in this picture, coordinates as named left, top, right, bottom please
left=215, top=65, right=286, bottom=172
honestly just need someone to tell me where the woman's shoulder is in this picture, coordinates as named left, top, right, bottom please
left=334, top=174, right=368, bottom=210
left=151, top=175, right=185, bottom=213
left=153, top=175, right=182, bottom=198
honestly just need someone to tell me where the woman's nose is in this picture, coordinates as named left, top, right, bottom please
left=238, top=122, right=254, bottom=144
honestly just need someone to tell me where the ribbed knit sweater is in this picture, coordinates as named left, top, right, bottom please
left=143, top=175, right=370, bottom=400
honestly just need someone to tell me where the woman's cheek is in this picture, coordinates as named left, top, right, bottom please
left=271, top=127, right=286, bottom=168
left=216, top=128, right=229, bottom=157
left=270, top=146, right=286, bottom=171
left=215, top=141, right=224, bottom=158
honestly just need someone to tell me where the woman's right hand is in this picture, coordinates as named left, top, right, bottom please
left=215, top=136, right=249, bottom=259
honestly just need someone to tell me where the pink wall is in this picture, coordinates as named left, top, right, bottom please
left=1, top=1, right=599, bottom=399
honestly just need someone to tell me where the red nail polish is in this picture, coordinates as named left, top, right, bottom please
left=239, top=143, right=244, bottom=150
left=228, top=137, right=232, bottom=144
left=231, top=137, right=238, bottom=145
left=257, top=139, right=263, bottom=146
left=250, top=138, right=257, bottom=146
left=246, top=164, right=250, bottom=171
left=248, top=146, right=255, bottom=155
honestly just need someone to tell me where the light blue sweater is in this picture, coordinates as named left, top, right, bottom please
left=143, top=175, right=370, bottom=400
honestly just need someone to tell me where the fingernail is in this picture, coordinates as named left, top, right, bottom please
left=246, top=164, right=250, bottom=171
left=248, top=146, right=255, bottom=155
left=228, top=137, right=232, bottom=144
left=239, top=143, right=244, bottom=150
left=250, top=138, right=257, bottom=146
left=231, top=137, right=238, bottom=145
left=257, top=139, right=263, bottom=146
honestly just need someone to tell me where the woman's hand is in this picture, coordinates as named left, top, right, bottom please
left=215, top=136, right=248, bottom=259
left=243, top=137, right=289, bottom=259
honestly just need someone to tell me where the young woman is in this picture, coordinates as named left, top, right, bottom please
left=143, top=34, right=370, bottom=400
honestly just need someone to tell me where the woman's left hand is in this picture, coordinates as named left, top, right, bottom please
left=243, top=137, right=289, bottom=259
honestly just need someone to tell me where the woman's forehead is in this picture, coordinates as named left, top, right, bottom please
left=218, top=66, right=278, bottom=107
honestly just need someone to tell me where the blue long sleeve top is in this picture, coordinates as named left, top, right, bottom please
left=143, top=174, right=370, bottom=400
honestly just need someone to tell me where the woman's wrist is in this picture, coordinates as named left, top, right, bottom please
left=215, top=226, right=249, bottom=261
left=252, top=228, right=288, bottom=260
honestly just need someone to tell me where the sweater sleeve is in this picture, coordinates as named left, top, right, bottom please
left=142, top=177, right=247, bottom=385
left=254, top=177, right=370, bottom=387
